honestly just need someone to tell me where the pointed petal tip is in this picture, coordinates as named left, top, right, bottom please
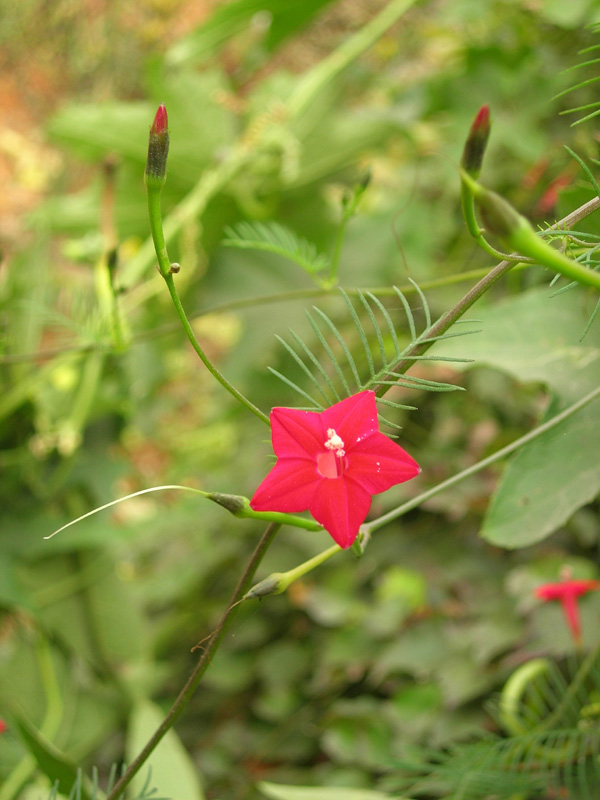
left=151, top=103, right=168, bottom=134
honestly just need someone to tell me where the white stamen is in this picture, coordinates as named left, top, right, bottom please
left=324, top=428, right=345, bottom=457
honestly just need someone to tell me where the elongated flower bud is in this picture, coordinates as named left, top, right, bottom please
left=461, top=105, right=490, bottom=178
left=145, top=104, right=169, bottom=188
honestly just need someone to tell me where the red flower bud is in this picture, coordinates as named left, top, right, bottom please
left=151, top=103, right=168, bottom=136
left=461, top=105, right=491, bottom=178
left=145, top=104, right=170, bottom=186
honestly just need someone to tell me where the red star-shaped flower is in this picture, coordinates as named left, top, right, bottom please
left=535, top=573, right=600, bottom=645
left=250, top=391, right=420, bottom=548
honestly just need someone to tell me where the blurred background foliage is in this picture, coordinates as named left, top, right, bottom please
left=1, top=0, right=600, bottom=798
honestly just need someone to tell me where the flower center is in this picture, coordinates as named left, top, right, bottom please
left=317, top=428, right=347, bottom=478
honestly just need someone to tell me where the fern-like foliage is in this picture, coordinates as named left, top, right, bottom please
left=392, top=645, right=600, bottom=800
left=397, top=729, right=600, bottom=800
left=556, top=26, right=600, bottom=126
left=538, top=146, right=600, bottom=337
left=43, top=765, right=165, bottom=800
left=270, top=283, right=475, bottom=425
left=223, top=221, right=329, bottom=276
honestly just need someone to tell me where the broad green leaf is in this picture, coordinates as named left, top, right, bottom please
left=435, top=287, right=600, bottom=401
left=0, top=554, right=29, bottom=608
left=435, top=288, right=600, bottom=548
left=47, top=103, right=151, bottom=163
left=257, top=783, right=395, bottom=800
left=47, top=70, right=234, bottom=187
left=481, top=400, right=600, bottom=547
left=14, top=715, right=93, bottom=800
left=126, top=699, right=205, bottom=800
left=20, top=549, right=147, bottom=667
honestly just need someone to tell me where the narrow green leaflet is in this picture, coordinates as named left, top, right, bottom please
left=223, top=221, right=329, bottom=275
left=435, top=287, right=600, bottom=549
left=257, top=783, right=398, bottom=800
left=126, top=699, right=206, bottom=800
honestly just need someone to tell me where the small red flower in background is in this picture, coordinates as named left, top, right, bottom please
left=250, top=391, right=420, bottom=548
left=535, top=569, right=600, bottom=645
left=0, top=719, right=7, bottom=735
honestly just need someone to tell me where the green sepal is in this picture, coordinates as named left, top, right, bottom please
left=206, top=492, right=323, bottom=531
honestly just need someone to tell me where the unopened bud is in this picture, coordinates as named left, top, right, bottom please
left=461, top=105, right=490, bottom=178
left=207, top=492, right=248, bottom=516
left=145, top=104, right=170, bottom=187
left=244, top=573, right=286, bottom=599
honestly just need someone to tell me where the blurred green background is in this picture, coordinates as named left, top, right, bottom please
left=1, top=1, right=600, bottom=798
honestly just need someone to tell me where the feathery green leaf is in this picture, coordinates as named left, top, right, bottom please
left=223, top=221, right=329, bottom=275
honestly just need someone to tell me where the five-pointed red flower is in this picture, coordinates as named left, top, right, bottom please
left=250, top=391, right=420, bottom=548
left=535, top=575, right=600, bottom=645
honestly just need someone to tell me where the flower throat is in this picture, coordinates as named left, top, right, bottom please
left=316, top=428, right=347, bottom=479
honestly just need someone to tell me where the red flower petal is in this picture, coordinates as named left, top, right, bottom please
left=251, top=391, right=420, bottom=547
left=322, top=390, right=379, bottom=446
left=347, top=432, right=420, bottom=493
left=310, top=475, right=372, bottom=549
left=250, top=458, right=320, bottom=512
left=151, top=104, right=168, bottom=135
left=535, top=579, right=600, bottom=601
left=271, top=406, right=324, bottom=459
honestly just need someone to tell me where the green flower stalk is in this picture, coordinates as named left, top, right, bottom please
left=143, top=104, right=269, bottom=423
left=244, top=543, right=341, bottom=599
left=207, top=492, right=323, bottom=531
left=461, top=169, right=600, bottom=291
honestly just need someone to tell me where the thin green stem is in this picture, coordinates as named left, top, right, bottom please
left=1, top=267, right=535, bottom=366
left=104, top=522, right=281, bottom=800
left=328, top=211, right=350, bottom=286
left=146, top=184, right=269, bottom=425
left=462, top=169, right=600, bottom=291
left=124, top=145, right=252, bottom=288
left=461, top=179, right=530, bottom=262
left=379, top=195, right=600, bottom=390
left=45, top=485, right=319, bottom=541
left=364, top=384, right=600, bottom=534
left=245, top=543, right=341, bottom=599
left=511, top=223, right=600, bottom=290
left=279, top=543, right=341, bottom=585
left=287, top=0, right=419, bottom=119
left=107, top=266, right=126, bottom=351
left=163, top=273, right=269, bottom=423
